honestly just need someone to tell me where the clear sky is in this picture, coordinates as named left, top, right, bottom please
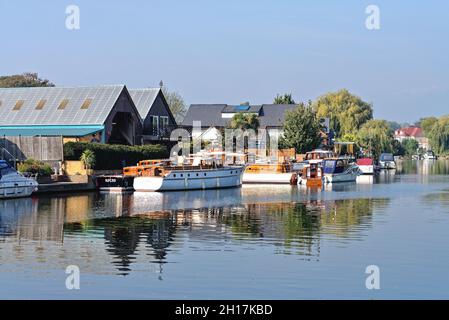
left=1, top=0, right=448, bottom=122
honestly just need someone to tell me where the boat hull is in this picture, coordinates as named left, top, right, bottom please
left=134, top=166, right=244, bottom=192
left=379, top=161, right=396, bottom=169
left=358, top=165, right=374, bottom=175
left=0, top=182, right=38, bottom=199
left=242, top=172, right=294, bottom=184
left=96, top=175, right=135, bottom=192
left=324, top=172, right=359, bottom=183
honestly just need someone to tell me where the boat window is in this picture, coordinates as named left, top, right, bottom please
left=187, top=174, right=190, bottom=177
left=204, top=173, right=207, bottom=176
left=196, top=173, right=199, bottom=176
left=180, top=174, right=183, bottom=177
left=173, top=174, right=176, bottom=178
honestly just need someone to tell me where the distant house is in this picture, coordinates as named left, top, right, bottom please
left=181, top=104, right=297, bottom=144
left=0, top=85, right=142, bottom=145
left=129, top=88, right=176, bottom=142
left=394, top=126, right=430, bottom=150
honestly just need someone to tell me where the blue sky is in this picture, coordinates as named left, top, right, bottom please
left=1, top=0, right=448, bottom=122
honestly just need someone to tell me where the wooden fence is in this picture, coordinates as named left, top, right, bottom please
left=0, top=136, right=64, bottom=162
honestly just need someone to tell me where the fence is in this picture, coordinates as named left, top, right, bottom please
left=0, top=136, right=64, bottom=162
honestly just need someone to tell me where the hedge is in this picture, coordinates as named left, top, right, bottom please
left=64, top=142, right=169, bottom=170
left=17, top=159, right=54, bottom=176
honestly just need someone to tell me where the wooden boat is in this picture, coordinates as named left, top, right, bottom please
left=242, top=162, right=295, bottom=184
left=294, top=149, right=334, bottom=171
left=379, top=153, right=396, bottom=169
left=0, top=160, right=39, bottom=199
left=133, top=155, right=244, bottom=192
left=298, top=162, right=323, bottom=187
left=322, top=158, right=360, bottom=183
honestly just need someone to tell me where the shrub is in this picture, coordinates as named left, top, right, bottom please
left=63, top=142, right=169, bottom=170
left=80, top=149, right=96, bottom=169
left=17, top=159, right=53, bottom=176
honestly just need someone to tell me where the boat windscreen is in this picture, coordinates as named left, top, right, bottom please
left=380, top=154, right=394, bottom=161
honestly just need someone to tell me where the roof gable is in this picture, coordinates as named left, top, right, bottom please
left=128, top=88, right=160, bottom=120
left=0, top=85, right=125, bottom=126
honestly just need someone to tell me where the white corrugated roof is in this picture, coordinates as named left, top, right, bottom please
left=128, top=88, right=160, bottom=120
left=0, top=85, right=125, bottom=126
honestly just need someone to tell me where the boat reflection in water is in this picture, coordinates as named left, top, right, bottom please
left=0, top=188, right=388, bottom=278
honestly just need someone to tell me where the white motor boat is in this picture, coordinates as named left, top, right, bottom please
left=379, top=153, right=396, bottom=170
left=0, top=160, right=39, bottom=199
left=356, top=158, right=378, bottom=175
left=132, top=154, right=245, bottom=192
left=322, top=158, right=360, bottom=183
left=293, top=149, right=334, bottom=171
left=423, top=150, right=437, bottom=160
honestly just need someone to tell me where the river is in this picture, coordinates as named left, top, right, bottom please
left=1, top=160, right=449, bottom=299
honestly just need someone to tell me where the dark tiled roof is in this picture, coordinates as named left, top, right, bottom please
left=181, top=103, right=297, bottom=128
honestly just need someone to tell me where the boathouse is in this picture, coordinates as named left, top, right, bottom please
left=0, top=85, right=143, bottom=145
left=129, top=88, right=177, bottom=142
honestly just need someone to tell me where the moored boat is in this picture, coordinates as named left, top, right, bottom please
left=356, top=157, right=377, bottom=175
left=96, top=175, right=135, bottom=192
left=0, top=160, right=39, bottom=199
left=242, top=162, right=295, bottom=184
left=423, top=150, right=437, bottom=160
left=322, top=158, right=360, bottom=183
left=294, top=149, right=334, bottom=171
left=379, top=153, right=396, bottom=169
left=298, top=162, right=323, bottom=187
left=133, top=155, right=244, bottom=192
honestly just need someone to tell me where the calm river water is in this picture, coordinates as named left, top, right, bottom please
left=2, top=160, right=449, bottom=299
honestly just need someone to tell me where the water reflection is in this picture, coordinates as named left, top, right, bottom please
left=0, top=191, right=388, bottom=275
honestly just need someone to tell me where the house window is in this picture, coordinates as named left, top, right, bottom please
left=35, top=99, right=46, bottom=110
left=13, top=100, right=24, bottom=111
left=160, top=116, right=169, bottom=130
left=150, top=115, right=159, bottom=135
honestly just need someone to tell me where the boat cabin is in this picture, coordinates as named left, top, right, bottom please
left=323, top=158, right=350, bottom=174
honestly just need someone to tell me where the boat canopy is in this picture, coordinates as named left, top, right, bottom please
left=357, top=158, right=373, bottom=166
left=380, top=153, right=394, bottom=161
left=323, top=159, right=348, bottom=174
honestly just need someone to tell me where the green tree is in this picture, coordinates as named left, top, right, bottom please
left=420, top=117, right=438, bottom=136
left=273, top=93, right=295, bottom=104
left=279, top=102, right=322, bottom=153
left=313, top=89, right=373, bottom=137
left=162, top=88, right=187, bottom=123
left=0, top=72, right=54, bottom=87
left=356, top=119, right=394, bottom=159
left=401, top=138, right=419, bottom=156
left=428, top=116, right=449, bottom=155
left=387, top=121, right=401, bottom=131
left=228, top=113, right=260, bottom=131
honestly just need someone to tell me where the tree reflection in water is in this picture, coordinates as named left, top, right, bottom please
left=1, top=193, right=390, bottom=277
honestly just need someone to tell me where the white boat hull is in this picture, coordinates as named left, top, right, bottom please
left=242, top=172, right=294, bottom=184
left=324, top=172, right=359, bottom=183
left=0, top=181, right=38, bottom=199
left=358, top=165, right=374, bottom=175
left=133, top=166, right=244, bottom=192
left=379, top=161, right=396, bottom=169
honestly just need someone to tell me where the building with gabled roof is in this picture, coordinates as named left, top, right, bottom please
left=0, top=85, right=143, bottom=145
left=128, top=88, right=176, bottom=142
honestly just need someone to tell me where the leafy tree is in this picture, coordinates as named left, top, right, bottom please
left=428, top=116, right=449, bottom=155
left=0, top=72, right=54, bottom=87
left=273, top=93, right=295, bottom=104
left=162, top=87, right=187, bottom=123
left=313, top=89, right=373, bottom=137
left=228, top=113, right=260, bottom=131
left=401, top=138, right=419, bottom=156
left=356, top=119, right=394, bottom=159
left=279, top=102, right=322, bottom=153
left=392, top=139, right=405, bottom=156
left=420, top=117, right=438, bottom=136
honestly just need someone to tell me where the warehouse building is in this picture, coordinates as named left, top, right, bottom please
left=0, top=85, right=143, bottom=145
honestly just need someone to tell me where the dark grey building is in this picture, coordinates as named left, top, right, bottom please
left=129, top=88, right=176, bottom=142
